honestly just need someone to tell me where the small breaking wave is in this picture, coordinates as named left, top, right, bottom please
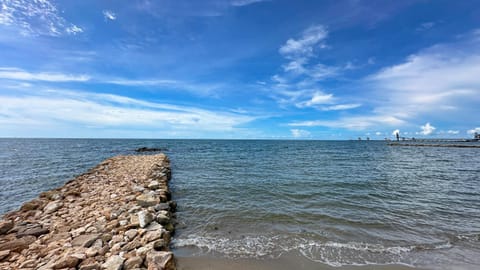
left=172, top=234, right=453, bottom=267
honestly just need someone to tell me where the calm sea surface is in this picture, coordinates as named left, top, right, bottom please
left=1, top=139, right=479, bottom=269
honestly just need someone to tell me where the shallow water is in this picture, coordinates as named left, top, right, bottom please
left=1, top=139, right=479, bottom=269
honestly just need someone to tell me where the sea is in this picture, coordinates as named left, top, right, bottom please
left=1, top=138, right=479, bottom=269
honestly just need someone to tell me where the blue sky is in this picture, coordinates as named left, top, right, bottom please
left=0, top=0, right=479, bottom=139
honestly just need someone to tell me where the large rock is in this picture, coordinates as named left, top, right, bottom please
left=0, top=236, right=36, bottom=252
left=16, top=226, right=49, bottom=237
left=143, top=230, right=162, bottom=243
left=102, top=255, right=125, bottom=270
left=147, top=180, right=160, bottom=190
left=136, top=194, right=160, bottom=207
left=138, top=211, right=154, bottom=228
left=79, top=258, right=101, bottom=270
left=20, top=199, right=43, bottom=211
left=72, top=234, right=100, bottom=248
left=156, top=214, right=170, bottom=225
left=0, top=250, right=10, bottom=261
left=0, top=220, right=13, bottom=235
left=124, top=256, right=143, bottom=269
left=52, top=255, right=80, bottom=269
left=43, top=201, right=63, bottom=214
left=124, top=229, right=138, bottom=240
left=146, top=251, right=175, bottom=270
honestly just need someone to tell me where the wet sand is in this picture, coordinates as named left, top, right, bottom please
left=176, top=251, right=421, bottom=270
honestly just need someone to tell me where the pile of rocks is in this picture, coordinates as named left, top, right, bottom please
left=0, top=153, right=176, bottom=270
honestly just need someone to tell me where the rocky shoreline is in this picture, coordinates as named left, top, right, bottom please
left=0, top=153, right=176, bottom=270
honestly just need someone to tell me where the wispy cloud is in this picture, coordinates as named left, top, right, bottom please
left=231, top=0, right=269, bottom=7
left=0, top=0, right=83, bottom=36
left=0, top=67, right=221, bottom=95
left=289, top=115, right=405, bottom=130
left=416, top=21, right=435, bottom=32
left=366, top=30, right=480, bottom=124
left=103, top=78, right=222, bottom=96
left=0, top=67, right=90, bottom=82
left=268, top=25, right=361, bottom=111
left=321, top=103, right=361, bottom=111
left=279, top=25, right=328, bottom=58
left=272, top=87, right=360, bottom=112
left=0, top=90, right=256, bottom=137
left=296, top=91, right=334, bottom=107
left=103, top=10, right=116, bottom=21
left=289, top=31, right=480, bottom=131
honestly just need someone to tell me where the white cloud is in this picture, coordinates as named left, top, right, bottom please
left=416, top=22, right=435, bottom=31
left=392, top=129, right=400, bottom=136
left=272, top=87, right=360, bottom=112
left=0, top=67, right=220, bottom=95
left=0, top=0, right=83, bottom=36
left=103, top=10, right=116, bottom=21
left=447, top=130, right=459, bottom=135
left=279, top=25, right=328, bottom=58
left=104, top=78, right=221, bottom=96
left=419, top=122, right=436, bottom=135
left=0, top=67, right=90, bottom=82
left=375, top=131, right=382, bottom=136
left=66, top=25, right=83, bottom=35
left=364, top=31, right=480, bottom=128
left=282, top=58, right=307, bottom=74
left=290, top=129, right=311, bottom=138
left=308, top=64, right=340, bottom=80
left=298, top=91, right=334, bottom=107
left=0, top=90, right=255, bottom=135
left=289, top=115, right=404, bottom=130
left=105, top=78, right=178, bottom=86
left=231, top=0, right=268, bottom=7
left=321, top=103, right=361, bottom=111
left=467, top=127, right=480, bottom=135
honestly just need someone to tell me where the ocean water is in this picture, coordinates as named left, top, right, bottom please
left=1, top=139, right=479, bottom=269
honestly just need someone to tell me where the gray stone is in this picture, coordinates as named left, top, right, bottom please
left=138, top=211, right=153, bottom=228
left=85, top=247, right=99, bottom=257
left=52, top=255, right=80, bottom=269
left=102, top=255, right=125, bottom=270
left=16, top=226, right=49, bottom=238
left=125, top=229, right=138, bottom=240
left=136, top=194, right=159, bottom=207
left=153, top=239, right=167, bottom=251
left=0, top=220, right=13, bottom=235
left=147, top=180, right=161, bottom=190
left=110, top=234, right=124, bottom=245
left=19, top=259, right=37, bottom=268
left=146, top=251, right=175, bottom=270
left=43, top=201, right=63, bottom=214
left=0, top=236, right=36, bottom=252
left=145, top=221, right=163, bottom=231
left=0, top=250, right=10, bottom=261
left=79, top=260, right=101, bottom=270
left=153, top=203, right=170, bottom=212
left=156, top=214, right=170, bottom=225
left=72, top=233, right=100, bottom=248
left=143, top=230, right=162, bottom=243
left=124, top=256, right=143, bottom=269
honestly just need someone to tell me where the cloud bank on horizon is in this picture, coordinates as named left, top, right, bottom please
left=0, top=0, right=479, bottom=139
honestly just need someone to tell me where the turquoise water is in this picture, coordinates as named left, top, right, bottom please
left=1, top=139, right=479, bottom=269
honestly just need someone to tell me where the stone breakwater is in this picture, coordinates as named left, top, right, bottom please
left=0, top=154, right=176, bottom=270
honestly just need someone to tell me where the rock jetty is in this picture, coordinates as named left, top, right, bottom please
left=0, top=154, right=176, bottom=270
